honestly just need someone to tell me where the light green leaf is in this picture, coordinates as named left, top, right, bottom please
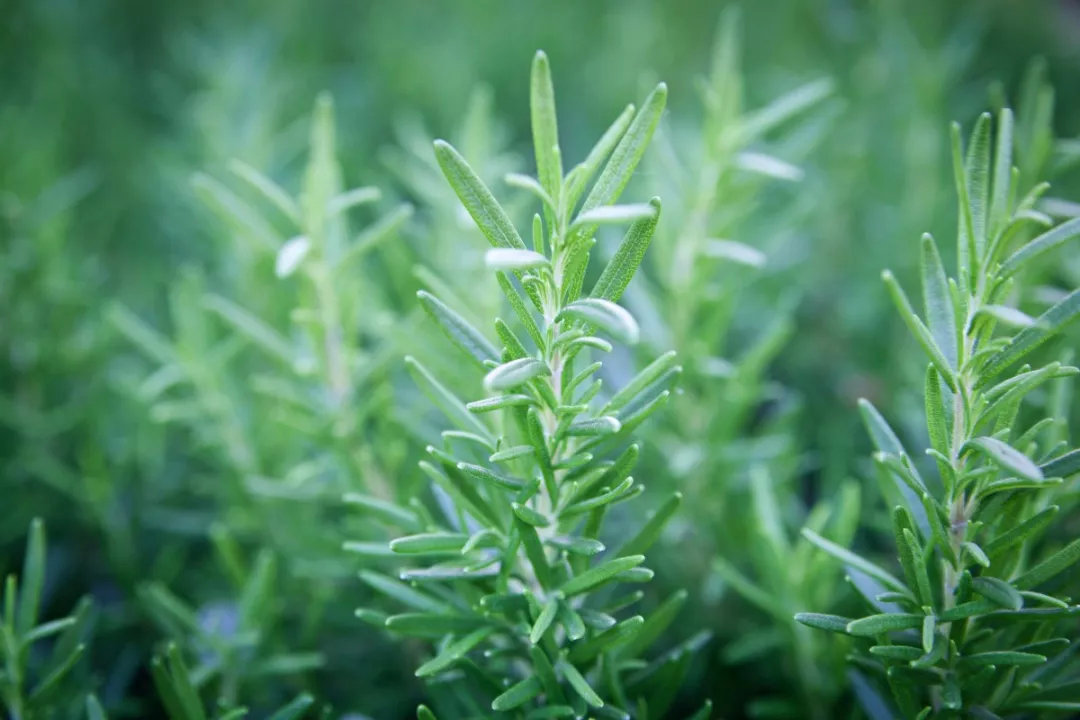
left=390, top=533, right=469, bottom=555
left=972, top=577, right=1023, bottom=610
left=415, top=626, right=496, bottom=677
left=484, top=357, right=550, bottom=393
left=801, top=528, right=907, bottom=592
left=530, top=597, right=558, bottom=644
left=530, top=50, right=562, bottom=201
left=572, top=203, right=657, bottom=229
left=557, top=298, right=639, bottom=345
left=845, top=613, right=923, bottom=636
left=485, top=248, right=550, bottom=272
left=882, top=270, right=956, bottom=389
left=561, top=555, right=644, bottom=597
left=999, top=216, right=1080, bottom=279
left=618, top=491, right=681, bottom=557
left=1013, top=538, right=1080, bottom=590
left=920, top=233, right=956, bottom=367
left=558, top=658, right=604, bottom=708
left=492, top=676, right=543, bottom=711
left=417, top=290, right=499, bottom=366
left=580, top=82, right=667, bottom=213
left=982, top=289, right=1080, bottom=378
left=17, top=518, right=45, bottom=635
left=228, top=159, right=300, bottom=224
left=591, top=197, right=661, bottom=302
left=963, top=436, right=1043, bottom=482
left=433, top=139, right=526, bottom=250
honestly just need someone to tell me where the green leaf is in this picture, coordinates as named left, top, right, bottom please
left=988, top=108, right=1013, bottom=240
left=921, top=615, right=935, bottom=654
left=359, top=570, right=448, bottom=613
left=417, top=706, right=437, bottom=720
left=982, top=289, right=1080, bottom=378
left=516, top=517, right=554, bottom=589
left=547, top=535, right=604, bottom=556
left=457, top=462, right=525, bottom=491
left=530, top=596, right=559, bottom=644
left=1042, top=450, right=1080, bottom=479
left=485, top=248, right=550, bottom=272
left=557, top=298, right=639, bottom=345
left=603, top=351, right=679, bottom=415
left=999, top=216, right=1080, bottom=279
left=513, top=502, right=550, bottom=528
left=484, top=357, right=551, bottom=393
left=920, top=234, right=957, bottom=367
left=972, top=577, right=1023, bottom=610
left=572, top=203, right=657, bottom=228
left=558, top=658, right=604, bottom=708
left=390, top=532, right=469, bottom=555
left=618, top=491, right=681, bottom=557
left=965, top=112, right=992, bottom=259
left=17, top=518, right=45, bottom=635
left=881, top=270, right=956, bottom=389
left=344, top=492, right=421, bottom=531
left=337, top=203, right=414, bottom=272
left=227, top=159, right=300, bottom=224
left=985, top=506, right=1058, bottom=557
left=619, top=589, right=687, bottom=660
left=591, top=197, right=661, bottom=303
left=801, top=528, right=907, bottom=593
left=564, top=104, right=636, bottom=212
left=794, top=612, right=851, bottom=634
left=467, top=394, right=537, bottom=413
left=417, top=291, right=498, bottom=366
left=958, top=651, right=1046, bottom=668
left=415, top=626, right=496, bottom=677
left=151, top=644, right=206, bottom=720
left=568, top=615, right=644, bottom=664
left=1013, top=538, right=1080, bottom=590
left=846, top=614, right=924, bottom=636
left=739, top=77, right=834, bottom=142
left=963, top=436, right=1043, bottom=482
left=267, top=694, right=316, bottom=720
left=86, top=695, right=108, bottom=720
left=565, top=416, right=621, bottom=437
left=976, top=304, right=1037, bottom=329
left=580, top=82, right=667, bottom=213
left=406, top=356, right=492, bottom=441
left=505, top=173, right=556, bottom=211
left=493, top=675, right=543, bottom=711
left=530, top=50, right=562, bottom=201
left=561, top=555, right=644, bottom=597
left=203, top=293, right=294, bottom=366
left=433, top=139, right=526, bottom=250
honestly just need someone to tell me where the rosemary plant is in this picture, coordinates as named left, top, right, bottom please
left=1, top=520, right=93, bottom=720
left=348, top=52, right=708, bottom=718
left=797, top=110, right=1080, bottom=717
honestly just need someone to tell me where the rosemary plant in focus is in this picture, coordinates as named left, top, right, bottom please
left=348, top=52, right=708, bottom=718
left=798, top=110, right=1080, bottom=717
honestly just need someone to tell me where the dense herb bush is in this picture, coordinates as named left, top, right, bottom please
left=347, top=51, right=709, bottom=719
left=798, top=111, right=1080, bottom=717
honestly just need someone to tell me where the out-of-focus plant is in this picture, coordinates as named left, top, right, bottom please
left=798, top=110, right=1080, bottom=718
left=1, top=519, right=94, bottom=720
left=109, top=92, right=414, bottom=568
left=627, top=9, right=846, bottom=718
left=347, top=51, right=710, bottom=719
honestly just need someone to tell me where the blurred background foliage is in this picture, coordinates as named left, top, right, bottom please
left=2, top=0, right=1080, bottom=717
